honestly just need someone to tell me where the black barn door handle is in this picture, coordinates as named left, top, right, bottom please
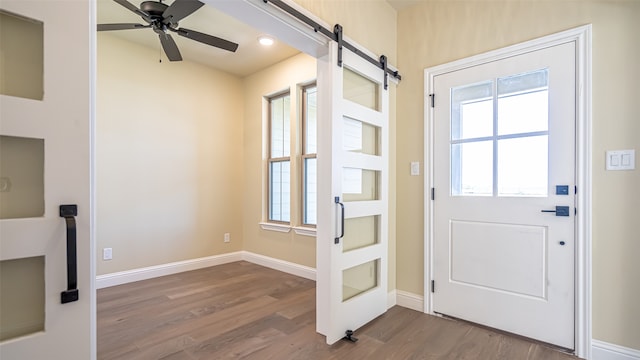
left=60, top=205, right=79, bottom=304
left=334, top=197, right=345, bottom=244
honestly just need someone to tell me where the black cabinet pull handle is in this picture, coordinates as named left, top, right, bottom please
left=334, top=197, right=345, bottom=244
left=60, top=205, right=79, bottom=304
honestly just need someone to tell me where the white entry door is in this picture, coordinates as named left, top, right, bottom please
left=0, top=1, right=93, bottom=359
left=431, top=42, right=576, bottom=349
left=316, top=42, right=389, bottom=345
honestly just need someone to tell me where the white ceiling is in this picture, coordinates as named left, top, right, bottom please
left=97, top=0, right=301, bottom=77
left=98, top=0, right=414, bottom=77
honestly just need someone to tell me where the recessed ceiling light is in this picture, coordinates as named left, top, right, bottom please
left=258, top=35, right=275, bottom=46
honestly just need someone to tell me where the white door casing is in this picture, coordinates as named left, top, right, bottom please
left=424, top=26, right=592, bottom=357
left=316, top=42, right=390, bottom=345
left=0, top=0, right=94, bottom=359
left=210, top=0, right=394, bottom=346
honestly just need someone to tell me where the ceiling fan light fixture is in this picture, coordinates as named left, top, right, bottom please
left=258, top=35, right=275, bottom=46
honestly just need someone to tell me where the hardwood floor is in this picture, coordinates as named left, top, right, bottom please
left=98, top=261, right=579, bottom=360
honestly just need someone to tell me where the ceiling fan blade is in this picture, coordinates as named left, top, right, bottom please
left=158, top=33, right=183, bottom=61
left=162, top=0, right=204, bottom=25
left=97, top=23, right=148, bottom=31
left=113, top=0, right=152, bottom=23
left=176, top=28, right=238, bottom=53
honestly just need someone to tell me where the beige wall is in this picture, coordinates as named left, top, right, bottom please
left=396, top=0, right=640, bottom=350
left=241, top=53, right=318, bottom=267
left=292, top=0, right=399, bottom=289
left=96, top=34, right=244, bottom=275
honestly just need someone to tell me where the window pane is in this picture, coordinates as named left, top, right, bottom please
left=270, top=94, right=290, bottom=158
left=498, top=136, right=548, bottom=197
left=0, top=10, right=43, bottom=100
left=343, top=259, right=378, bottom=301
left=451, top=141, right=493, bottom=196
left=269, top=160, right=290, bottom=222
left=0, top=135, right=45, bottom=219
left=343, top=117, right=380, bottom=156
left=451, top=81, right=493, bottom=140
left=304, top=87, right=317, bottom=154
left=342, top=168, right=380, bottom=202
left=343, top=215, right=379, bottom=252
left=0, top=256, right=45, bottom=341
left=498, top=69, right=549, bottom=135
left=303, top=157, right=317, bottom=225
left=343, top=68, right=379, bottom=111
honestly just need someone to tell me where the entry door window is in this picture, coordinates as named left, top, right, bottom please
left=451, top=69, right=549, bottom=197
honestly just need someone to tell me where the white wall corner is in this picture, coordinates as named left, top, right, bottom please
left=395, top=290, right=424, bottom=312
left=592, top=340, right=640, bottom=360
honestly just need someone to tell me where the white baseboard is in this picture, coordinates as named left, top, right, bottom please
left=96, top=251, right=316, bottom=289
left=592, top=340, right=640, bottom=360
left=395, top=290, right=424, bottom=312
left=387, top=290, right=397, bottom=309
left=241, top=252, right=316, bottom=281
left=96, top=252, right=243, bottom=289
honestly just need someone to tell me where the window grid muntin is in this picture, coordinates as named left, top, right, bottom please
left=450, top=69, right=550, bottom=197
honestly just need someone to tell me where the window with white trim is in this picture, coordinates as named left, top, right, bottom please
left=302, top=85, right=317, bottom=226
left=268, top=92, right=291, bottom=223
left=265, top=83, right=317, bottom=229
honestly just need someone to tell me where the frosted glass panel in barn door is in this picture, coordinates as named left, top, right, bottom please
left=0, top=1, right=92, bottom=359
left=316, top=43, right=389, bottom=345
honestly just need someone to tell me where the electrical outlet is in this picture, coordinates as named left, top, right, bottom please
left=103, top=248, right=112, bottom=260
left=224, top=233, right=230, bottom=243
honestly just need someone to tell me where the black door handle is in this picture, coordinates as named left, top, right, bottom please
left=60, top=205, right=79, bottom=304
left=541, top=206, right=570, bottom=217
left=334, top=196, right=345, bottom=244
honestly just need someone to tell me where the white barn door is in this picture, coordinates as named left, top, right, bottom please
left=0, top=0, right=93, bottom=359
left=316, top=42, right=390, bottom=345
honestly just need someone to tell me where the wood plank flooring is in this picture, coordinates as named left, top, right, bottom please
left=98, top=261, right=580, bottom=360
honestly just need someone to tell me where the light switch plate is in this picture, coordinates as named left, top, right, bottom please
left=606, top=149, right=635, bottom=171
left=410, top=161, right=420, bottom=176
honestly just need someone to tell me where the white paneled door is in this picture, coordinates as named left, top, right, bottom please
left=0, top=1, right=93, bottom=359
left=432, top=41, right=576, bottom=349
left=316, top=42, right=390, bottom=345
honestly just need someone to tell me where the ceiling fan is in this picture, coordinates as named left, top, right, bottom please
left=98, top=0, right=239, bottom=61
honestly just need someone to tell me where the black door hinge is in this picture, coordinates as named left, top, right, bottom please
left=429, top=94, right=435, bottom=108
left=431, top=280, right=435, bottom=293
left=431, top=188, right=435, bottom=201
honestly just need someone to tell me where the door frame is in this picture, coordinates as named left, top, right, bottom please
left=423, top=25, right=592, bottom=359
left=186, top=0, right=397, bottom=346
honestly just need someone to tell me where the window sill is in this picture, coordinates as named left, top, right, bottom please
left=293, top=226, right=316, bottom=237
left=259, top=222, right=291, bottom=233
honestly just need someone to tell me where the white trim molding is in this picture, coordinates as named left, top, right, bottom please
left=423, top=25, right=592, bottom=359
left=96, top=252, right=244, bottom=289
left=241, top=251, right=316, bottom=280
left=292, top=226, right=317, bottom=237
left=396, top=290, right=424, bottom=312
left=592, top=340, right=640, bottom=360
left=96, top=251, right=316, bottom=289
left=259, top=222, right=292, bottom=233
left=387, top=290, right=397, bottom=309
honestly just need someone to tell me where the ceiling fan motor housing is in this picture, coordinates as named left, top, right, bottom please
left=140, top=1, right=168, bottom=19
